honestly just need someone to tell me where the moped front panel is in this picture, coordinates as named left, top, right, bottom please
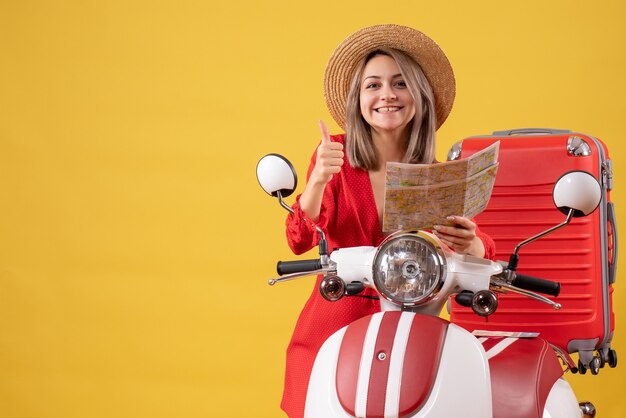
left=305, top=311, right=492, bottom=418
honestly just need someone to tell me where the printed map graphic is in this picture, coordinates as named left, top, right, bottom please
left=383, top=142, right=499, bottom=232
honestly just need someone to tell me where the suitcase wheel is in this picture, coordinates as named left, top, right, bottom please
left=577, top=357, right=601, bottom=375
left=608, top=349, right=618, bottom=368
left=589, top=356, right=601, bottom=375
left=599, top=348, right=618, bottom=369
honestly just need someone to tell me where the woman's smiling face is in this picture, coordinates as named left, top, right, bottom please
left=359, top=54, right=416, bottom=136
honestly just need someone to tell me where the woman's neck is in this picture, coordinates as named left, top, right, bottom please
left=371, top=129, right=408, bottom=170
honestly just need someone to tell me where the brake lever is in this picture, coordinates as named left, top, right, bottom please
left=490, top=278, right=561, bottom=310
left=268, top=268, right=331, bottom=286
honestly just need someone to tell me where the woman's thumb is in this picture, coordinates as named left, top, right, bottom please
left=319, top=120, right=331, bottom=143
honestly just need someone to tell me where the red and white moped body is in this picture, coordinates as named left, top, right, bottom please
left=257, top=155, right=601, bottom=418
left=302, top=245, right=582, bottom=418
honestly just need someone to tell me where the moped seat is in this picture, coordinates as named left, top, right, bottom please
left=482, top=336, right=564, bottom=418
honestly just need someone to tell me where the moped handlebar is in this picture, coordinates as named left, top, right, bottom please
left=277, top=259, right=322, bottom=275
left=511, top=274, right=561, bottom=297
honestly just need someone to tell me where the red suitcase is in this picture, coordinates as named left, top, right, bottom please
left=448, top=128, right=617, bottom=374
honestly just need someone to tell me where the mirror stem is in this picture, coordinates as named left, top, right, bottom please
left=277, top=191, right=295, bottom=215
left=508, top=208, right=575, bottom=271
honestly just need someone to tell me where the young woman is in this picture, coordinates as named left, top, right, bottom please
left=281, top=24, right=495, bottom=418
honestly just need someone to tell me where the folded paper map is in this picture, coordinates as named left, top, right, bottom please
left=382, top=141, right=499, bottom=232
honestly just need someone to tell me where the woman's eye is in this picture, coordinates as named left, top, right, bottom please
left=365, top=83, right=378, bottom=89
left=396, top=80, right=407, bottom=88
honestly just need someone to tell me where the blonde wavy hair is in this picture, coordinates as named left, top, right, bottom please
left=345, top=48, right=437, bottom=170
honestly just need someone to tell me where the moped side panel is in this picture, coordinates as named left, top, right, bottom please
left=304, top=312, right=492, bottom=418
left=543, top=378, right=583, bottom=418
left=305, top=327, right=352, bottom=418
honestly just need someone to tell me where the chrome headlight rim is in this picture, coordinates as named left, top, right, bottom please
left=372, top=231, right=447, bottom=307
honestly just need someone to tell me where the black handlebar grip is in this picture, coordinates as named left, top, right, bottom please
left=512, top=274, right=561, bottom=297
left=276, top=259, right=322, bottom=276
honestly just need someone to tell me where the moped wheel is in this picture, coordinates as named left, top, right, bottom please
left=578, top=359, right=587, bottom=375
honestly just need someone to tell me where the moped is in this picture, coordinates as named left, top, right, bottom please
left=257, top=153, right=601, bottom=418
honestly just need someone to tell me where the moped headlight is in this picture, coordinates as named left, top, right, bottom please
left=373, top=232, right=446, bottom=306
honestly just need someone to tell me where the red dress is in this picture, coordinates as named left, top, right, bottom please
left=280, top=134, right=495, bottom=418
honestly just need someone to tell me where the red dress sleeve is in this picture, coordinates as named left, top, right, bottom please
left=475, top=223, right=496, bottom=260
left=285, top=139, right=339, bottom=255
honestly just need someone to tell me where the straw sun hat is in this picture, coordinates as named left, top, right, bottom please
left=323, top=24, right=456, bottom=130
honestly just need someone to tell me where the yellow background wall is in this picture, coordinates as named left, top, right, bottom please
left=1, top=1, right=624, bottom=417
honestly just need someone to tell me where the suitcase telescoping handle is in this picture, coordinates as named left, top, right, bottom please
left=492, top=128, right=571, bottom=136
left=511, top=274, right=561, bottom=297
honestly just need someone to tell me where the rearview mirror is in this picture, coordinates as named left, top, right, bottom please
left=256, top=154, right=297, bottom=198
left=553, top=171, right=602, bottom=217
